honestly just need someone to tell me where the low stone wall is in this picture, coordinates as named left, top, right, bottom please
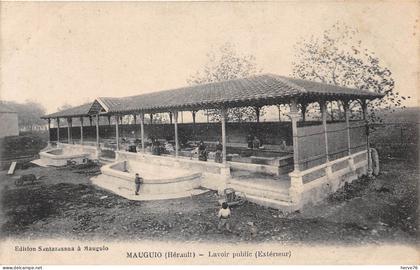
left=100, top=160, right=201, bottom=194
left=58, top=143, right=99, bottom=160
left=115, top=151, right=230, bottom=192
left=117, top=151, right=228, bottom=174
left=228, top=161, right=279, bottom=176
left=39, top=145, right=91, bottom=166
left=297, top=150, right=368, bottom=208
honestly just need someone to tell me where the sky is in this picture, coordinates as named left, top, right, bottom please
left=1, top=1, right=419, bottom=114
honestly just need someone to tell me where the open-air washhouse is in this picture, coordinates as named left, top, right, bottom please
left=40, top=74, right=384, bottom=211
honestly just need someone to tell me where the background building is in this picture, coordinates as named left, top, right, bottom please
left=0, top=103, right=19, bottom=138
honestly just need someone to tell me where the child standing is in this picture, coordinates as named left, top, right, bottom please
left=218, top=202, right=232, bottom=232
left=134, top=173, right=143, bottom=195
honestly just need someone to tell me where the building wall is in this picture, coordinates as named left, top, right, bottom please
left=0, top=112, right=19, bottom=138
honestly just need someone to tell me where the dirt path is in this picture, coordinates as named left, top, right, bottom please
left=0, top=158, right=417, bottom=244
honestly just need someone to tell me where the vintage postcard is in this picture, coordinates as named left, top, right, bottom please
left=0, top=0, right=418, bottom=266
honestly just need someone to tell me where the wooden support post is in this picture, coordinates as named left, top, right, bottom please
left=254, top=106, right=261, bottom=123
left=277, top=105, right=282, bottom=122
left=115, top=115, right=120, bottom=151
left=192, top=111, right=196, bottom=125
left=67, top=118, right=72, bottom=144
left=150, top=113, right=153, bottom=124
left=173, top=111, right=179, bottom=158
left=301, top=102, right=308, bottom=122
left=320, top=101, right=329, bottom=162
left=107, top=116, right=111, bottom=125
left=80, top=117, right=84, bottom=145
left=95, top=114, right=100, bottom=148
left=289, top=100, right=300, bottom=172
left=56, top=118, right=60, bottom=143
left=361, top=99, right=372, bottom=176
left=192, top=111, right=196, bottom=140
left=320, top=100, right=332, bottom=176
left=221, top=108, right=227, bottom=164
left=288, top=99, right=303, bottom=205
left=89, top=116, right=93, bottom=126
left=47, top=118, right=51, bottom=144
left=133, top=115, right=137, bottom=137
left=140, top=113, right=145, bottom=152
left=343, top=100, right=355, bottom=171
left=361, top=100, right=367, bottom=120
left=343, top=100, right=351, bottom=156
left=181, top=111, right=184, bottom=124
left=169, top=112, right=173, bottom=124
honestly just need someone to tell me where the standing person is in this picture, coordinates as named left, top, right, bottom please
left=247, top=134, right=254, bottom=149
left=253, top=136, right=261, bottom=149
left=215, top=140, right=223, bottom=163
left=217, top=202, right=232, bottom=232
left=134, top=173, right=143, bottom=195
left=198, top=140, right=207, bottom=161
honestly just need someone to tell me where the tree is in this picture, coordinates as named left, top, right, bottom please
left=56, top=103, right=73, bottom=112
left=188, top=43, right=264, bottom=122
left=3, top=100, right=46, bottom=130
left=292, top=22, right=408, bottom=123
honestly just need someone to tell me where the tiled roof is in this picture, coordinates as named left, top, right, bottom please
left=42, top=74, right=384, bottom=118
left=42, top=103, right=92, bottom=119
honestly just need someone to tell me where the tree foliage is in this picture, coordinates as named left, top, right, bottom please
left=56, top=103, right=73, bottom=112
left=292, top=22, right=409, bottom=123
left=188, top=43, right=264, bottom=122
left=2, top=100, right=46, bottom=130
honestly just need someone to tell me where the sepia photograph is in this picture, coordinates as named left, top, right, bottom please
left=0, top=0, right=418, bottom=266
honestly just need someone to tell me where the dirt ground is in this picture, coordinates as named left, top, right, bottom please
left=0, top=158, right=418, bottom=244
